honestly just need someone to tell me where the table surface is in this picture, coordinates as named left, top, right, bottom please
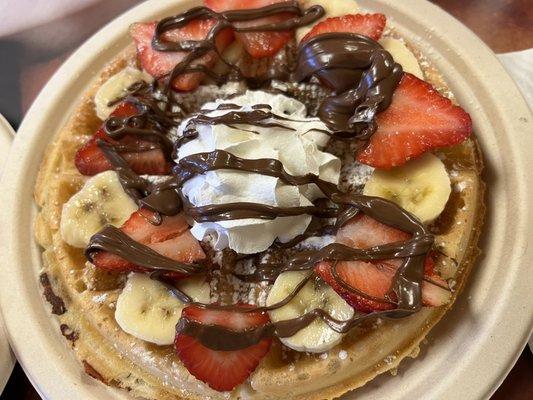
left=1, top=0, right=532, bottom=399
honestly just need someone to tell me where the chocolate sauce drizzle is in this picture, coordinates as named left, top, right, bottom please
left=297, top=33, right=403, bottom=137
left=83, top=2, right=445, bottom=352
left=152, top=2, right=325, bottom=94
left=87, top=226, right=203, bottom=275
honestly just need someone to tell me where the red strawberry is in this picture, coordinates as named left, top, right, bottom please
left=302, top=13, right=386, bottom=42
left=315, top=215, right=450, bottom=312
left=204, top=0, right=296, bottom=58
left=75, top=137, right=113, bottom=176
left=175, top=305, right=271, bottom=392
left=357, top=73, right=472, bottom=169
left=75, top=102, right=170, bottom=176
left=336, top=213, right=409, bottom=248
left=316, top=260, right=395, bottom=312
left=130, top=20, right=233, bottom=91
left=92, top=209, right=205, bottom=278
left=120, top=209, right=189, bottom=243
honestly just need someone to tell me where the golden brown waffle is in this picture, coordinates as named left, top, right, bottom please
left=34, top=34, right=485, bottom=399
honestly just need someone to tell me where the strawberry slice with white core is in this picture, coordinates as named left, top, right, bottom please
left=301, top=13, right=387, bottom=42
left=357, top=73, right=473, bottom=169
left=315, top=214, right=451, bottom=313
left=75, top=102, right=170, bottom=176
left=92, top=209, right=205, bottom=279
left=175, top=305, right=272, bottom=392
left=316, top=260, right=395, bottom=313
left=336, top=212, right=410, bottom=248
left=130, top=20, right=234, bottom=91
left=204, top=0, right=296, bottom=58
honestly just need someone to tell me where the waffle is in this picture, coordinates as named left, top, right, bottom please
left=34, top=30, right=485, bottom=400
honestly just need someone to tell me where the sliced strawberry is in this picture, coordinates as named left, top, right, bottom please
left=75, top=102, right=136, bottom=175
left=302, top=13, right=386, bottom=42
left=315, top=215, right=450, bottom=312
left=204, top=0, right=295, bottom=58
left=74, top=138, right=112, bottom=176
left=149, top=231, right=206, bottom=264
left=180, top=305, right=269, bottom=333
left=119, top=148, right=170, bottom=175
left=421, top=254, right=452, bottom=305
left=75, top=102, right=170, bottom=176
left=336, top=213, right=410, bottom=248
left=92, top=209, right=205, bottom=278
left=316, top=260, right=395, bottom=312
left=421, top=279, right=451, bottom=307
left=120, top=209, right=189, bottom=243
left=75, top=138, right=169, bottom=176
left=130, top=20, right=233, bottom=91
left=424, top=253, right=436, bottom=277
left=102, top=101, right=139, bottom=118
left=175, top=305, right=271, bottom=391
left=357, top=73, right=473, bottom=169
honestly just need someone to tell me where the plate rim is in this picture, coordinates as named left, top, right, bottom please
left=0, top=114, right=16, bottom=395
left=0, top=0, right=532, bottom=399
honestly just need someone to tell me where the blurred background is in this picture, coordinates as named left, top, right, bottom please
left=0, top=0, right=141, bottom=126
left=0, top=0, right=531, bottom=399
left=0, top=0, right=532, bottom=128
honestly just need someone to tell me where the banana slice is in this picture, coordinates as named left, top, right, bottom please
left=379, top=37, right=424, bottom=80
left=363, top=153, right=451, bottom=223
left=94, top=66, right=153, bottom=120
left=296, top=0, right=359, bottom=42
left=267, top=271, right=354, bottom=353
left=60, top=171, right=138, bottom=248
left=115, top=273, right=210, bottom=346
left=213, top=41, right=245, bottom=76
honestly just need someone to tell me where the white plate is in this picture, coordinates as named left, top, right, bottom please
left=0, top=114, right=16, bottom=395
left=0, top=1, right=532, bottom=399
left=0, top=0, right=103, bottom=37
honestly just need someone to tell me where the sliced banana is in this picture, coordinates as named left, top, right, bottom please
left=115, top=273, right=210, bottom=346
left=213, top=41, right=245, bottom=76
left=267, top=271, right=354, bottom=353
left=94, top=66, right=153, bottom=120
left=60, top=171, right=138, bottom=248
left=296, top=0, right=359, bottom=42
left=379, top=37, right=424, bottom=80
left=363, top=153, right=451, bottom=223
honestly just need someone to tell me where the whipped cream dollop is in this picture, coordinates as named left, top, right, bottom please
left=175, top=90, right=341, bottom=254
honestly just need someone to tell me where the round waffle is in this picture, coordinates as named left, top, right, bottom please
left=34, top=30, right=484, bottom=400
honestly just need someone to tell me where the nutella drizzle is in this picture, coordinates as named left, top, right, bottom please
left=152, top=3, right=326, bottom=94
left=83, top=2, right=445, bottom=352
left=87, top=226, right=202, bottom=275
left=297, top=33, right=403, bottom=137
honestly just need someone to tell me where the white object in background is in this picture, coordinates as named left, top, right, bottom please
left=0, top=0, right=139, bottom=56
left=0, top=0, right=102, bottom=37
left=0, top=114, right=16, bottom=394
left=497, top=49, right=533, bottom=354
left=497, top=49, right=533, bottom=108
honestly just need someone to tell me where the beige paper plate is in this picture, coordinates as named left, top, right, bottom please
left=0, top=114, right=16, bottom=395
left=0, top=1, right=532, bottom=399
